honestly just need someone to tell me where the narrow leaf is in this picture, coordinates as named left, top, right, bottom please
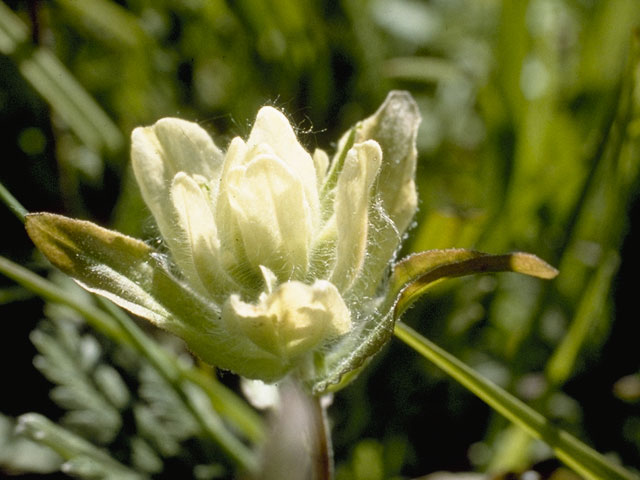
left=390, top=249, right=558, bottom=316
left=394, top=322, right=637, bottom=480
left=54, top=0, right=148, bottom=49
left=546, top=250, right=619, bottom=385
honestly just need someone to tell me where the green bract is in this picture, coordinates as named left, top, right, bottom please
left=24, top=91, right=559, bottom=391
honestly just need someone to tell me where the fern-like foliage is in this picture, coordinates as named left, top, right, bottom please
left=2, top=292, right=238, bottom=479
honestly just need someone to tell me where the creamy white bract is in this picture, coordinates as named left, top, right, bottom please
left=130, top=93, right=419, bottom=379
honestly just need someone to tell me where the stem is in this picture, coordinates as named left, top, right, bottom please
left=0, top=255, right=126, bottom=342
left=310, top=395, right=333, bottom=480
left=394, top=321, right=638, bottom=480
left=0, top=181, right=28, bottom=223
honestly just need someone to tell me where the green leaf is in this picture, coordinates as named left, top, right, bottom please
left=389, top=249, right=559, bottom=317
left=26, top=213, right=169, bottom=324
left=0, top=414, right=62, bottom=475
left=546, top=250, right=619, bottom=385
left=17, top=413, right=144, bottom=480
left=24, top=213, right=289, bottom=381
left=53, top=0, right=149, bottom=49
left=31, top=319, right=123, bottom=444
left=394, top=322, right=638, bottom=480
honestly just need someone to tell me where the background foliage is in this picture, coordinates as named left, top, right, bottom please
left=1, top=0, right=640, bottom=478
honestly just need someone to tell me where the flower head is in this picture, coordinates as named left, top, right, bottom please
left=26, top=92, right=422, bottom=385
left=26, top=92, right=558, bottom=390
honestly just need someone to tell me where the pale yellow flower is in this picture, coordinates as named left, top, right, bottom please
left=26, top=92, right=421, bottom=384
left=25, top=92, right=558, bottom=390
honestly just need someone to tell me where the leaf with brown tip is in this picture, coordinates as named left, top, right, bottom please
left=390, top=249, right=558, bottom=317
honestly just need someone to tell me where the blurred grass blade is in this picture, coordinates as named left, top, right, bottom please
left=20, top=50, right=123, bottom=153
left=0, top=2, right=123, bottom=153
left=390, top=249, right=558, bottom=316
left=394, top=322, right=638, bottom=480
left=0, top=286, right=33, bottom=304
left=54, top=0, right=148, bottom=48
left=546, top=251, right=620, bottom=385
left=0, top=1, right=28, bottom=53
